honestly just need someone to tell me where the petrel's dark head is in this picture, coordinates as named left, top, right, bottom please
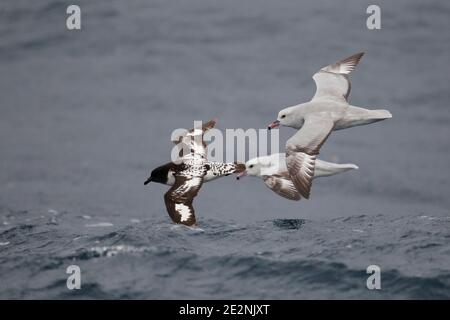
left=144, top=163, right=172, bottom=185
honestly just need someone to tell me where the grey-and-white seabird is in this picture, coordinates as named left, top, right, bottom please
left=267, top=52, right=392, bottom=199
left=236, top=153, right=358, bottom=200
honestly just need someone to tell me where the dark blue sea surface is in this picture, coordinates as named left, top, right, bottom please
left=0, top=0, right=449, bottom=299
left=1, top=209, right=449, bottom=299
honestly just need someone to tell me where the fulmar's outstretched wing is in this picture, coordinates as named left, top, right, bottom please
left=262, top=173, right=301, bottom=201
left=311, top=52, right=364, bottom=103
left=285, top=113, right=335, bottom=199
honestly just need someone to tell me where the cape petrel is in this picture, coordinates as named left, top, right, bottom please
left=144, top=119, right=245, bottom=226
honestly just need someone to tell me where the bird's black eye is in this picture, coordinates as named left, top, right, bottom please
left=281, top=115, right=286, bottom=119
left=249, top=165, right=254, bottom=168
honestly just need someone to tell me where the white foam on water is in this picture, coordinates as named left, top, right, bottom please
left=188, top=226, right=205, bottom=233
left=85, top=222, right=114, bottom=228
left=169, top=223, right=205, bottom=233
left=88, top=245, right=153, bottom=257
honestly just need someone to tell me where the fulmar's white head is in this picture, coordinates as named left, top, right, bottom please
left=267, top=105, right=306, bottom=130
left=236, top=153, right=286, bottom=179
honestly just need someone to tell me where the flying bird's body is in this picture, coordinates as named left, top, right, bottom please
left=278, top=102, right=391, bottom=131
left=144, top=119, right=244, bottom=226
left=268, top=52, right=392, bottom=199
left=237, top=153, right=358, bottom=201
left=148, top=161, right=243, bottom=186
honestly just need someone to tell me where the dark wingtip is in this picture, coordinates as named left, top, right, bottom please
left=202, top=118, right=217, bottom=131
left=144, top=178, right=152, bottom=185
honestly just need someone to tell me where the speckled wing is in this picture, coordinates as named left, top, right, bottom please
left=311, top=52, right=364, bottom=102
left=164, top=175, right=203, bottom=226
left=285, top=114, right=335, bottom=199
left=203, top=162, right=246, bottom=182
left=174, top=119, right=217, bottom=159
left=262, top=173, right=301, bottom=201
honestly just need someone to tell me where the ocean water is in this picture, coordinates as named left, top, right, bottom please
left=0, top=0, right=449, bottom=299
left=1, top=210, right=449, bottom=299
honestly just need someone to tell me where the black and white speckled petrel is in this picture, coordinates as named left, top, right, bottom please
left=144, top=119, right=245, bottom=226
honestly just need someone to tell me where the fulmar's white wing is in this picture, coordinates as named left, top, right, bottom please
left=263, top=173, right=301, bottom=201
left=311, top=52, right=364, bottom=103
left=285, top=113, right=335, bottom=199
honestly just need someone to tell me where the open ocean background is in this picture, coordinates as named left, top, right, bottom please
left=0, top=0, right=449, bottom=299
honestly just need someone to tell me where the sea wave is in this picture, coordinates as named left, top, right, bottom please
left=1, top=210, right=449, bottom=299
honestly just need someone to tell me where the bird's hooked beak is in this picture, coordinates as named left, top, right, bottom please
left=268, top=120, right=280, bottom=130
left=236, top=170, right=247, bottom=180
left=144, top=177, right=152, bottom=185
